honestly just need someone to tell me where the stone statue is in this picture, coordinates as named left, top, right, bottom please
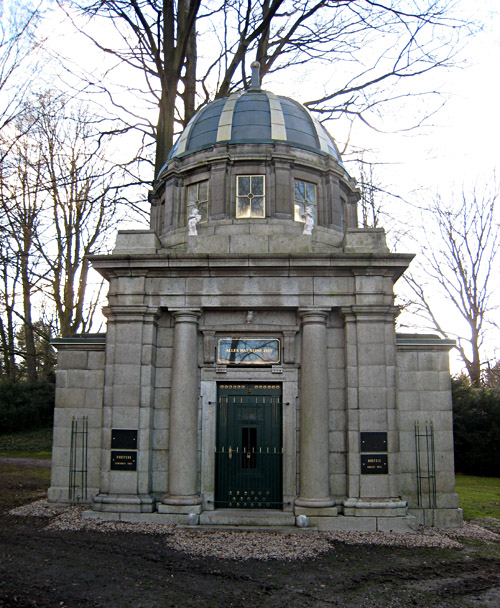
left=187, top=206, right=202, bottom=236
left=302, top=205, right=314, bottom=235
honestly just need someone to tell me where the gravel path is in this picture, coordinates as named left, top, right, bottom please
left=0, top=455, right=51, bottom=467
left=9, top=499, right=500, bottom=561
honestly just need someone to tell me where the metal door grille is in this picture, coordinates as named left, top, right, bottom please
left=215, top=383, right=282, bottom=509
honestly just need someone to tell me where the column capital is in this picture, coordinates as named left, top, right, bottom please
left=169, top=308, right=202, bottom=324
left=340, top=305, right=400, bottom=322
left=102, top=305, right=160, bottom=323
left=298, top=308, right=330, bottom=325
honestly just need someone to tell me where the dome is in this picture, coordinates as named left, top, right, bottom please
left=159, top=64, right=343, bottom=176
left=149, top=63, right=359, bottom=252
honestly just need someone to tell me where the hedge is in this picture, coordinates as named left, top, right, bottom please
left=0, top=381, right=55, bottom=434
left=452, top=378, right=500, bottom=477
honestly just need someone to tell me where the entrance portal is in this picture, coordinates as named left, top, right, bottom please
left=215, top=383, right=282, bottom=509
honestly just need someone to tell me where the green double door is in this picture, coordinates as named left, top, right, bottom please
left=215, top=383, right=282, bottom=509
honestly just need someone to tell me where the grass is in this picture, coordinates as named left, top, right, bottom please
left=0, top=427, right=53, bottom=453
left=455, top=474, right=500, bottom=520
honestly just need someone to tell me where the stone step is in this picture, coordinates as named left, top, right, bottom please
left=199, top=509, right=296, bottom=527
left=181, top=524, right=318, bottom=534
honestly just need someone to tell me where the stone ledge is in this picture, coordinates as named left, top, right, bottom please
left=294, top=506, right=339, bottom=517
left=409, top=507, right=464, bottom=528
left=47, top=487, right=97, bottom=504
left=157, top=503, right=202, bottom=515
left=113, top=230, right=161, bottom=254
left=92, top=493, right=156, bottom=513
left=342, top=228, right=390, bottom=253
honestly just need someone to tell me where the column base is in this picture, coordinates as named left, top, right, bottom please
left=161, top=494, right=202, bottom=507
left=295, top=496, right=336, bottom=509
left=92, top=493, right=156, bottom=513
left=294, top=497, right=338, bottom=521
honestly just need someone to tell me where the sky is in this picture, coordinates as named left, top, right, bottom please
left=359, top=1, right=500, bottom=200
left=13, top=0, right=500, bottom=371
left=39, top=1, right=500, bottom=198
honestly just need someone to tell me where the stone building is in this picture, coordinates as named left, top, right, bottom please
left=48, top=64, right=462, bottom=530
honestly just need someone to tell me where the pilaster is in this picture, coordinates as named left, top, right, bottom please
left=341, top=305, right=405, bottom=517
left=93, top=305, right=159, bottom=514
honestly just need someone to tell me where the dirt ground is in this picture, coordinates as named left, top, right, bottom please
left=1, top=455, right=500, bottom=608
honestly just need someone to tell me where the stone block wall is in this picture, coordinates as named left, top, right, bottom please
left=48, top=340, right=105, bottom=504
left=396, top=337, right=461, bottom=526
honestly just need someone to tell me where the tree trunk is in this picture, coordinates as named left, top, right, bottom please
left=20, top=252, right=38, bottom=382
left=182, top=25, right=197, bottom=127
left=154, top=81, right=178, bottom=178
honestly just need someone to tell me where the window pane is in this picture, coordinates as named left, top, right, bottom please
left=237, top=197, right=250, bottom=218
left=198, top=181, right=208, bottom=202
left=187, top=180, right=209, bottom=224
left=199, top=202, right=208, bottom=222
left=188, top=185, right=198, bottom=204
left=294, top=179, right=316, bottom=223
left=294, top=202, right=305, bottom=222
left=251, top=196, right=265, bottom=218
left=294, top=180, right=305, bottom=201
left=305, top=182, right=315, bottom=203
left=238, top=176, right=250, bottom=196
left=251, top=176, right=264, bottom=196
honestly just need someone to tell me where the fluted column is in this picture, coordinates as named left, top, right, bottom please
left=162, top=309, right=201, bottom=506
left=295, top=309, right=335, bottom=508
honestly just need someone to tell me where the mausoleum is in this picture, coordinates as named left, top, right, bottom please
left=49, top=64, right=462, bottom=530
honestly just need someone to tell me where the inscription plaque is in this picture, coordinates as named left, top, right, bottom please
left=361, top=454, right=388, bottom=475
left=111, top=451, right=137, bottom=471
left=111, top=429, right=138, bottom=450
left=360, top=432, right=387, bottom=453
left=217, top=338, right=280, bottom=365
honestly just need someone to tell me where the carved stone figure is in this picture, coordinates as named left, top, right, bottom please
left=302, top=205, right=314, bottom=235
left=188, top=207, right=202, bottom=235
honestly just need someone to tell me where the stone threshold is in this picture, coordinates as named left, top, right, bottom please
left=83, top=509, right=418, bottom=533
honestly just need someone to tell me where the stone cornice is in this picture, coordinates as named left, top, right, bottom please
left=89, top=251, right=414, bottom=282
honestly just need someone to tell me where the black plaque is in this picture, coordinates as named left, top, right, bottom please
left=111, top=451, right=137, bottom=471
left=217, top=337, right=281, bottom=365
left=360, top=432, right=387, bottom=453
left=111, top=429, right=138, bottom=450
left=361, top=454, right=388, bottom=475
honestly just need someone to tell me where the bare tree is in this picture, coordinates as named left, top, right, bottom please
left=33, top=95, right=120, bottom=336
left=56, top=0, right=465, bottom=178
left=0, top=2, right=46, bottom=158
left=0, top=93, right=121, bottom=383
left=484, top=361, right=500, bottom=388
left=0, top=120, right=46, bottom=382
left=357, top=160, right=381, bottom=228
left=402, top=184, right=500, bottom=387
left=0, top=224, right=19, bottom=381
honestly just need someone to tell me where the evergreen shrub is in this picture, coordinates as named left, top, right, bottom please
left=0, top=381, right=55, bottom=434
left=452, top=377, right=500, bottom=477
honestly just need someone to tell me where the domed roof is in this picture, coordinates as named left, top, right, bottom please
left=160, top=64, right=343, bottom=175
